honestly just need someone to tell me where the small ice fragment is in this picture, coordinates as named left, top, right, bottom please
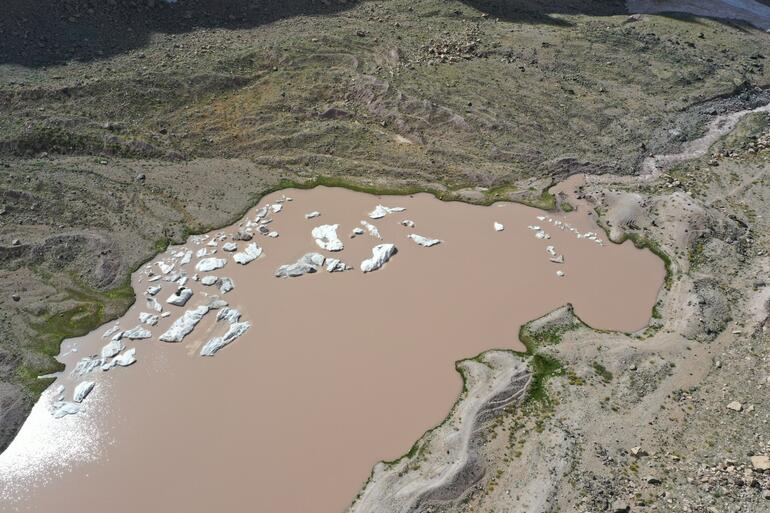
left=368, top=205, right=406, bottom=219
left=222, top=242, right=238, bottom=252
left=408, top=234, right=442, bottom=247
left=113, top=348, right=137, bottom=367
left=360, top=221, right=382, bottom=239
left=146, top=297, right=163, bottom=313
left=196, top=248, right=209, bottom=258
left=233, top=243, right=262, bottom=265
left=401, top=219, right=415, bottom=228
left=73, top=381, right=95, bottom=403
left=201, top=276, right=218, bottom=286
left=217, top=307, right=241, bottom=324
left=166, top=287, right=193, bottom=306
left=138, top=312, right=159, bottom=326
left=157, top=261, right=174, bottom=275
left=550, top=255, right=564, bottom=264
left=556, top=270, right=565, bottom=277
left=546, top=246, right=556, bottom=256
left=270, top=203, right=283, bottom=214
left=536, top=216, right=546, bottom=221
left=325, top=258, right=350, bottom=272
left=52, top=401, right=81, bottom=419
left=159, top=305, right=210, bottom=342
left=267, top=231, right=279, bottom=238
left=146, top=285, right=161, bottom=296
left=275, top=253, right=326, bottom=278
left=200, top=322, right=251, bottom=357
left=179, top=250, right=192, bottom=265
left=122, top=326, right=152, bottom=340
left=305, top=211, right=321, bottom=219
left=494, top=222, right=504, bottom=232
left=195, top=257, right=226, bottom=273
left=102, top=325, right=120, bottom=338
left=101, top=339, right=124, bottom=359
left=312, top=224, right=344, bottom=251
left=360, top=244, right=397, bottom=273
left=219, top=277, right=234, bottom=294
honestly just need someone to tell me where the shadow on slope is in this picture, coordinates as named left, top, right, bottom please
left=0, top=0, right=360, bottom=68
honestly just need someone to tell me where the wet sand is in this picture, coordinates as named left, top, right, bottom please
left=0, top=186, right=664, bottom=513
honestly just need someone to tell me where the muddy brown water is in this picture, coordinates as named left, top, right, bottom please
left=0, top=186, right=664, bottom=513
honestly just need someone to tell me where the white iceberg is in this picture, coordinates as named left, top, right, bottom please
left=275, top=253, right=325, bottom=278
left=360, top=221, right=382, bottom=239
left=408, top=234, right=441, bottom=247
left=233, top=243, right=262, bottom=265
left=195, top=257, right=226, bottom=272
left=368, top=204, right=406, bottom=219
left=312, top=224, right=344, bottom=251
left=122, top=326, right=152, bottom=340
left=101, top=339, right=124, bottom=359
left=325, top=258, right=350, bottom=272
left=219, top=277, right=234, bottom=294
left=146, top=297, right=163, bottom=312
left=201, top=275, right=218, bottom=286
left=217, top=307, right=241, bottom=324
left=166, top=287, right=193, bottom=306
left=73, top=381, right=95, bottom=403
left=159, top=305, right=210, bottom=343
left=139, top=312, right=159, bottom=326
left=53, top=401, right=81, bottom=419
left=200, top=322, right=251, bottom=357
left=361, top=244, right=397, bottom=273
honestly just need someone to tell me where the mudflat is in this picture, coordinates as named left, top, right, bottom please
left=0, top=186, right=663, bottom=513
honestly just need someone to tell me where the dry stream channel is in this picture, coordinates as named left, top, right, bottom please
left=0, top=185, right=664, bottom=513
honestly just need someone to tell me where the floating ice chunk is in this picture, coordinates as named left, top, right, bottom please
left=101, top=339, right=124, bottom=359
left=73, top=381, right=95, bottom=403
left=351, top=227, right=365, bottom=237
left=267, top=231, right=279, bottom=238
left=494, top=222, right=504, bottom=232
left=196, top=248, right=209, bottom=258
left=550, top=255, right=564, bottom=264
left=408, top=234, right=442, bottom=247
left=73, top=356, right=104, bottom=376
left=113, top=348, right=137, bottom=367
left=179, top=250, right=192, bottom=265
left=255, top=206, right=268, bottom=218
left=360, top=221, right=382, bottom=239
left=161, top=311, right=170, bottom=318
left=305, top=211, right=321, bottom=219
left=401, top=219, right=415, bottom=228
left=536, top=215, right=546, bottom=221
left=233, top=243, right=262, bottom=265
left=219, top=277, right=234, bottom=294
left=139, top=312, right=159, bottom=326
left=53, top=384, right=65, bottom=401
left=102, top=325, right=120, bottom=338
left=157, top=261, right=174, bottom=275
left=275, top=253, right=325, bottom=278
left=53, top=401, right=81, bottom=419
left=270, top=203, right=283, bottom=214
left=146, top=285, right=161, bottom=296
left=325, top=258, right=350, bottom=272
left=159, top=305, right=210, bottom=343
left=556, top=270, right=565, bottom=277
left=200, top=322, right=251, bottom=357
left=122, top=326, right=152, bottom=340
left=196, top=257, right=226, bottom=273
left=146, top=297, right=163, bottom=313
left=361, top=244, right=397, bottom=273
left=222, top=242, right=238, bottom=252
left=535, top=230, right=550, bottom=240
left=201, top=276, right=218, bottom=286
left=312, top=224, right=344, bottom=251
left=147, top=275, right=161, bottom=282
left=368, top=205, right=406, bottom=219
left=217, top=307, right=241, bottom=324
left=546, top=246, right=556, bottom=256
left=176, top=275, right=188, bottom=287
left=166, top=287, right=193, bottom=307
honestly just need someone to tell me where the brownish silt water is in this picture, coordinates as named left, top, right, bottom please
left=0, top=185, right=664, bottom=513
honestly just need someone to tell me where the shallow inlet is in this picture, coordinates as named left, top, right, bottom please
left=0, top=186, right=664, bottom=513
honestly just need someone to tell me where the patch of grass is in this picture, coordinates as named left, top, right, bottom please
left=592, top=362, right=614, bottom=382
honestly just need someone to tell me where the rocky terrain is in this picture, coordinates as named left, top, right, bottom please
left=2, top=0, right=770, bottom=511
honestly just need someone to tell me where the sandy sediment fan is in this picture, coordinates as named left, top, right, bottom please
left=350, top=351, right=531, bottom=513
